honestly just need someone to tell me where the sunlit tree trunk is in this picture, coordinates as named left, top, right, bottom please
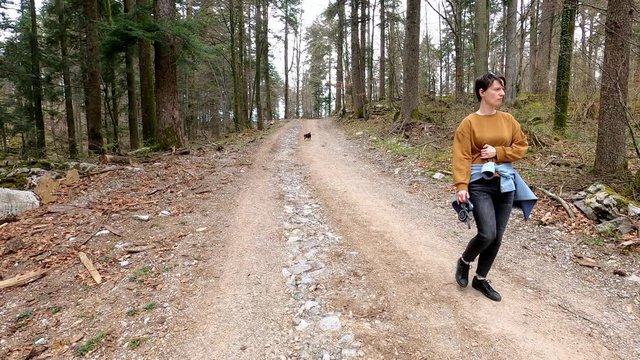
left=379, top=0, right=386, bottom=100
left=473, top=0, right=489, bottom=78
left=504, top=0, right=518, bottom=104
left=154, top=0, right=184, bottom=148
left=594, top=0, right=633, bottom=174
left=336, top=0, right=345, bottom=112
left=84, top=0, right=104, bottom=153
left=401, top=0, right=420, bottom=124
left=351, top=0, right=365, bottom=117
left=137, top=0, right=156, bottom=144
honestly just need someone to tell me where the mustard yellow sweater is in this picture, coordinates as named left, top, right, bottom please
left=453, top=111, right=528, bottom=191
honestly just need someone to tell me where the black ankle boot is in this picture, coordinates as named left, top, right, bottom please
left=455, top=258, right=470, bottom=288
left=472, top=276, right=502, bottom=302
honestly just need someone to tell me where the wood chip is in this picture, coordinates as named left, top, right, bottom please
left=574, top=254, right=600, bottom=268
left=78, top=252, right=102, bottom=284
left=123, top=245, right=155, bottom=253
left=103, top=225, right=122, bottom=237
left=619, top=239, right=640, bottom=248
left=0, top=270, right=47, bottom=290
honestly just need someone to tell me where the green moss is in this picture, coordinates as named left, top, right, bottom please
left=76, top=331, right=105, bottom=356
left=0, top=173, right=28, bottom=189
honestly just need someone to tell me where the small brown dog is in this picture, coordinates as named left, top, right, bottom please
left=303, top=132, right=312, bottom=140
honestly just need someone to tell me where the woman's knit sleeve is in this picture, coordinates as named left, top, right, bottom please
left=452, top=119, right=472, bottom=191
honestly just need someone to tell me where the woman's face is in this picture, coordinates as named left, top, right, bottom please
left=480, top=79, right=505, bottom=109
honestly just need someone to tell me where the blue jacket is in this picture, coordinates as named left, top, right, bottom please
left=470, top=162, right=537, bottom=220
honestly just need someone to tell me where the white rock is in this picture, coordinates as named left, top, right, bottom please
left=0, top=188, right=39, bottom=221
left=133, top=214, right=151, bottom=221
left=159, top=210, right=171, bottom=216
left=296, top=319, right=309, bottom=331
left=319, top=315, right=341, bottom=331
left=94, top=229, right=111, bottom=236
left=195, top=227, right=207, bottom=232
left=34, top=337, right=47, bottom=346
left=432, top=172, right=446, bottom=180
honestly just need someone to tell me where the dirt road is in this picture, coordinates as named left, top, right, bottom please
left=162, top=119, right=639, bottom=359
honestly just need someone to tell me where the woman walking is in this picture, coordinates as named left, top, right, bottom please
left=452, top=72, right=535, bottom=302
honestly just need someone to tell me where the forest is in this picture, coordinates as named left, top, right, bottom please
left=0, top=0, right=637, bottom=180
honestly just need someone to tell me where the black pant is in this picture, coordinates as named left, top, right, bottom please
left=462, top=177, right=515, bottom=277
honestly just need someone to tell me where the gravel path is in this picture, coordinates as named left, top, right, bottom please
left=159, top=118, right=640, bottom=359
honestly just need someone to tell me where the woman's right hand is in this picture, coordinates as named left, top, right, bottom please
left=456, top=190, right=469, bottom=204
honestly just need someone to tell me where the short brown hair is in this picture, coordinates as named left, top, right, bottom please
left=474, top=72, right=506, bottom=101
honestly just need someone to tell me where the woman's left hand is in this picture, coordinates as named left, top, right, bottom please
left=480, top=144, right=496, bottom=159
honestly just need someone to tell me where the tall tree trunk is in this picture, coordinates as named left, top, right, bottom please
left=351, top=0, right=365, bottom=117
left=553, top=0, right=577, bottom=131
left=284, top=2, right=290, bottom=119
left=262, top=0, right=273, bottom=123
left=295, top=21, right=302, bottom=118
left=154, top=0, right=184, bottom=148
left=533, top=0, right=556, bottom=93
left=238, top=0, right=250, bottom=129
left=255, top=0, right=264, bottom=130
left=360, top=0, right=367, bottom=108
left=504, top=0, right=518, bottom=104
left=368, top=0, right=375, bottom=105
left=29, top=0, right=45, bottom=156
left=473, top=0, right=489, bottom=78
left=57, top=0, right=77, bottom=158
left=528, top=0, right=539, bottom=92
left=124, top=0, right=139, bottom=150
left=84, top=0, right=103, bottom=153
left=401, top=0, right=420, bottom=125
left=454, top=2, right=463, bottom=98
left=379, top=0, right=386, bottom=100
left=104, top=0, right=120, bottom=152
left=594, top=0, right=633, bottom=174
left=336, top=0, right=345, bottom=112
left=137, top=0, right=156, bottom=144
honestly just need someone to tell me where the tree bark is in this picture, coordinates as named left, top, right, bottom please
left=123, top=0, right=139, bottom=150
left=57, top=0, right=77, bottom=158
left=401, top=0, right=420, bottom=125
left=336, top=0, right=345, bottom=112
left=528, top=0, right=539, bottom=92
left=533, top=0, right=557, bottom=93
left=553, top=0, right=577, bottom=131
left=351, top=0, right=365, bottom=118
left=154, top=0, right=184, bottom=148
left=262, top=0, right=273, bottom=123
left=84, top=0, right=103, bottom=153
left=379, top=0, right=386, bottom=100
left=137, top=0, right=156, bottom=144
left=255, top=0, right=264, bottom=130
left=594, top=0, right=633, bottom=174
left=473, top=0, right=489, bottom=78
left=284, top=2, right=290, bottom=119
left=504, top=0, right=518, bottom=105
left=29, top=0, right=45, bottom=156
